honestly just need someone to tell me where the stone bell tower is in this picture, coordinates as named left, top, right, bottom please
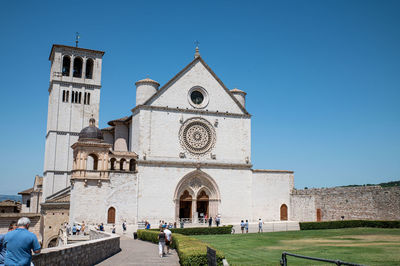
left=43, top=44, right=105, bottom=200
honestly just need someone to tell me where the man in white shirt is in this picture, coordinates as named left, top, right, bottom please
left=258, top=218, right=263, bottom=233
left=164, top=228, right=172, bottom=254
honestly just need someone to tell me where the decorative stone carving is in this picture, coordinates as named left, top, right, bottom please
left=179, top=117, right=216, bottom=155
left=189, top=177, right=202, bottom=192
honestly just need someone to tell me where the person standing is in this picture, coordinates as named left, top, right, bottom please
left=245, top=220, right=249, bottom=233
left=72, top=224, right=77, bottom=235
left=3, top=217, right=41, bottom=266
left=122, top=221, right=127, bottom=234
left=158, top=229, right=166, bottom=258
left=216, top=216, right=220, bottom=227
left=164, top=227, right=172, bottom=254
left=81, top=221, right=85, bottom=235
left=76, top=223, right=81, bottom=235
left=208, top=216, right=213, bottom=227
left=258, top=218, right=263, bottom=233
left=240, top=220, right=245, bottom=234
left=112, top=224, right=116, bottom=234
left=66, top=223, right=71, bottom=235
left=0, top=221, right=17, bottom=265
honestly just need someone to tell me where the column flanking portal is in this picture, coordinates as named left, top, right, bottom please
left=43, top=44, right=105, bottom=200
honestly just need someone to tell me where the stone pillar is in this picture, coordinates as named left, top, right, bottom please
left=175, top=200, right=179, bottom=222
left=192, top=200, right=197, bottom=222
left=82, top=57, right=87, bottom=79
left=69, top=55, right=74, bottom=78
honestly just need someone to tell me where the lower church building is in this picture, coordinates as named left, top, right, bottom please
left=34, top=43, right=294, bottom=246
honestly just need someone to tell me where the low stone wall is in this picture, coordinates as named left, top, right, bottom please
left=32, top=230, right=120, bottom=266
left=291, top=186, right=400, bottom=222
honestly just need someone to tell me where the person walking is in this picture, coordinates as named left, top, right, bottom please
left=158, top=228, right=166, bottom=258
left=112, top=224, right=116, bottom=234
left=258, top=218, right=263, bottom=233
left=3, top=217, right=41, bottom=266
left=164, top=227, right=172, bottom=254
left=245, top=220, right=249, bottom=233
left=240, top=220, right=245, bottom=234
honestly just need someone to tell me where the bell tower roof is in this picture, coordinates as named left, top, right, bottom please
left=49, top=44, right=105, bottom=60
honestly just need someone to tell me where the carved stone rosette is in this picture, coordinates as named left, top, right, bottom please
left=179, top=117, right=216, bottom=156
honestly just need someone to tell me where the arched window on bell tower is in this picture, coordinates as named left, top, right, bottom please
left=73, top=57, right=83, bottom=78
left=62, top=56, right=71, bottom=76
left=86, top=58, right=94, bottom=79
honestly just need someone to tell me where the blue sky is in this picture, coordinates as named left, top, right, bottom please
left=0, top=0, right=399, bottom=194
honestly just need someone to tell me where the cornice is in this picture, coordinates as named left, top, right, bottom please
left=49, top=44, right=105, bottom=60
left=46, top=130, right=80, bottom=138
left=131, top=105, right=251, bottom=118
left=252, top=169, right=294, bottom=174
left=71, top=141, right=112, bottom=149
left=137, top=159, right=252, bottom=169
left=49, top=80, right=101, bottom=89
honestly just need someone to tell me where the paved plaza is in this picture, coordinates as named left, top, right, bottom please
left=97, top=235, right=179, bottom=266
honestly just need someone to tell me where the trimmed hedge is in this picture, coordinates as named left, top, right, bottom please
left=149, top=225, right=233, bottom=235
left=300, top=220, right=400, bottom=230
left=137, top=229, right=225, bottom=266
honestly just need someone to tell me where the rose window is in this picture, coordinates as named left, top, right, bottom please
left=180, top=118, right=216, bottom=155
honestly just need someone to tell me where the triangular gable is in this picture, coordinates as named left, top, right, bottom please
left=143, top=56, right=249, bottom=115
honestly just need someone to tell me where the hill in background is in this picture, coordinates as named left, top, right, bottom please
left=341, top=180, right=400, bottom=188
left=0, top=195, right=22, bottom=202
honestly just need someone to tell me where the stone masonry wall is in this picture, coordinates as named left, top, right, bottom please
left=32, top=230, right=120, bottom=266
left=291, top=186, right=400, bottom=222
left=0, top=214, right=41, bottom=241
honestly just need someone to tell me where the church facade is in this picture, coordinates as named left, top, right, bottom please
left=43, top=44, right=294, bottom=227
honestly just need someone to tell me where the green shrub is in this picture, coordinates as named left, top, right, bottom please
left=137, top=229, right=225, bottom=265
left=300, top=220, right=400, bottom=230
left=148, top=225, right=232, bottom=235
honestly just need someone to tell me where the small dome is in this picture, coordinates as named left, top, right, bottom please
left=79, top=118, right=103, bottom=141
left=230, top=88, right=247, bottom=95
left=135, top=77, right=160, bottom=87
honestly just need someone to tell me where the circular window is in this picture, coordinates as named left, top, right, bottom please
left=179, top=118, right=216, bottom=155
left=191, top=91, right=204, bottom=105
left=188, top=86, right=209, bottom=109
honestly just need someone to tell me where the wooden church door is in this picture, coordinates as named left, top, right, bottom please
left=108, top=207, right=116, bottom=224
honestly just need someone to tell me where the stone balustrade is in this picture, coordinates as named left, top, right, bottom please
left=32, top=230, right=120, bottom=266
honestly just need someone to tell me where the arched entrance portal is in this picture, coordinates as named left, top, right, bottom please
left=174, top=170, right=221, bottom=222
left=179, top=190, right=192, bottom=218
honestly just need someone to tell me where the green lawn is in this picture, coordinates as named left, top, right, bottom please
left=194, top=228, right=400, bottom=265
